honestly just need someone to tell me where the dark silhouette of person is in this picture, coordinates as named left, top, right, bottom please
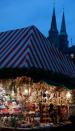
left=48, top=104, right=57, bottom=123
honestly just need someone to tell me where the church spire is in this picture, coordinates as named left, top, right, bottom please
left=60, top=11, right=67, bottom=35
left=47, top=7, right=59, bottom=48
left=50, top=7, right=58, bottom=34
left=59, top=10, right=68, bottom=52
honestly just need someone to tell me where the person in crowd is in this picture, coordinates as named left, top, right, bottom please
left=48, top=103, right=57, bottom=123
left=34, top=103, right=41, bottom=126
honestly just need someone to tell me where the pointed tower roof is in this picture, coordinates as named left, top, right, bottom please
left=50, top=7, right=58, bottom=33
left=60, top=11, right=67, bottom=35
left=48, top=7, right=59, bottom=48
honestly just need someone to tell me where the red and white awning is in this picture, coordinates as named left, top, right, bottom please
left=0, top=25, right=75, bottom=78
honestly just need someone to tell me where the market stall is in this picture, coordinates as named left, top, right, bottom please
left=0, top=25, right=75, bottom=130
left=0, top=76, right=74, bottom=129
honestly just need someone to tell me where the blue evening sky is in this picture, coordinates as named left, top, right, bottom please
left=0, top=0, right=75, bottom=46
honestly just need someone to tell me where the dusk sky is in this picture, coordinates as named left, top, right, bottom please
left=0, top=0, right=75, bottom=46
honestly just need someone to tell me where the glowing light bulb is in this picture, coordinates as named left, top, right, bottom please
left=66, top=92, right=71, bottom=99
left=11, top=90, right=15, bottom=97
left=23, top=89, right=29, bottom=96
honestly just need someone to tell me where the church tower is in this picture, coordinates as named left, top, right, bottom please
left=47, top=8, right=59, bottom=48
left=59, top=11, right=68, bottom=52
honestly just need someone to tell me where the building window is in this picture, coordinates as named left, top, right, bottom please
left=70, top=53, right=74, bottom=59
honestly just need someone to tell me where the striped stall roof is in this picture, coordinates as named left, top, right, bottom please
left=0, top=25, right=75, bottom=79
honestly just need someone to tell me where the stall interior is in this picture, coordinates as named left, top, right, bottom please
left=0, top=76, right=74, bottom=128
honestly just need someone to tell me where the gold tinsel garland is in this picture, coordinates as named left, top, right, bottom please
left=16, top=76, right=32, bottom=86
